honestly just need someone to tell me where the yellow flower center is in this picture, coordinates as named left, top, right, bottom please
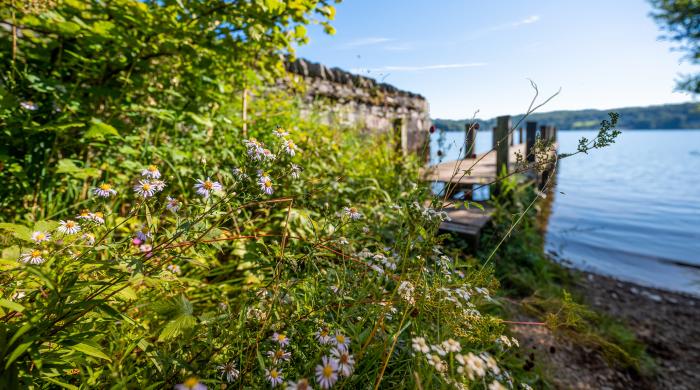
left=349, top=207, right=357, bottom=213
left=270, top=369, right=279, bottom=378
left=288, top=142, right=295, bottom=148
left=336, top=334, right=345, bottom=343
left=203, top=181, right=213, bottom=190
left=320, top=330, right=328, bottom=337
left=264, top=180, right=272, bottom=188
left=142, top=183, right=151, bottom=191
left=80, top=210, right=90, bottom=217
left=94, top=212, right=104, bottom=218
left=322, top=365, right=333, bottom=377
left=35, top=233, right=45, bottom=240
left=183, top=377, right=199, bottom=388
left=100, top=183, right=111, bottom=191
left=275, top=350, right=284, bottom=358
left=65, top=221, right=75, bottom=228
left=148, top=165, right=157, bottom=172
left=31, top=250, right=41, bottom=257
left=277, top=334, right=286, bottom=342
left=339, top=354, right=348, bottom=363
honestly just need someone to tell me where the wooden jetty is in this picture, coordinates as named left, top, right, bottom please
left=423, top=115, right=558, bottom=248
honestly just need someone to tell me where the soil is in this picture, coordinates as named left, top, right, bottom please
left=510, top=269, right=700, bottom=389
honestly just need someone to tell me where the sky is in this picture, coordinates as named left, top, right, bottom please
left=295, top=0, right=699, bottom=119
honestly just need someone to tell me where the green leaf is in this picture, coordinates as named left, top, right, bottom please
left=158, top=315, right=196, bottom=341
left=5, top=341, right=32, bottom=369
left=41, top=376, right=79, bottom=390
left=83, top=118, right=121, bottom=141
left=0, top=223, right=32, bottom=241
left=0, top=299, right=25, bottom=313
left=69, top=342, right=112, bottom=361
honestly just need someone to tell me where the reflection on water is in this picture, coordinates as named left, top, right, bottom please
left=430, top=129, right=700, bottom=296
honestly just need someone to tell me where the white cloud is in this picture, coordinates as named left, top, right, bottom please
left=351, top=63, right=487, bottom=74
left=342, top=37, right=394, bottom=48
left=511, top=15, right=540, bottom=27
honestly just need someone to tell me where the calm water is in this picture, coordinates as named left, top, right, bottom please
left=431, top=130, right=700, bottom=296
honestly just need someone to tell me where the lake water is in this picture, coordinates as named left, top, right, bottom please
left=430, top=129, right=700, bottom=296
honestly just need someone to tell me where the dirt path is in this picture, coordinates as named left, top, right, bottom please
left=511, top=269, right=700, bottom=389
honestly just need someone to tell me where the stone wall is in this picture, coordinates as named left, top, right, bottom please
left=285, top=58, right=431, bottom=155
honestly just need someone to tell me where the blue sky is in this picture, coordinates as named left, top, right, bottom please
left=295, top=0, right=698, bottom=119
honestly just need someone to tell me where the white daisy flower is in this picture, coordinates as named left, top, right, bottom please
left=411, top=337, right=430, bottom=354
left=283, top=139, right=297, bottom=156
left=332, top=332, right=350, bottom=352
left=315, top=356, right=338, bottom=389
left=287, top=378, right=312, bottom=390
left=261, top=148, right=275, bottom=160
left=260, top=178, right=273, bottom=195
left=136, top=225, right=151, bottom=242
left=273, top=127, right=289, bottom=138
left=141, top=165, right=161, bottom=179
left=290, top=164, right=301, bottom=179
left=76, top=209, right=92, bottom=220
left=20, top=101, right=38, bottom=110
left=174, top=377, right=207, bottom=390
left=426, top=354, right=447, bottom=372
left=150, top=179, right=167, bottom=192
left=194, top=177, right=222, bottom=199
left=343, top=207, right=362, bottom=220
left=331, top=348, right=355, bottom=377
left=265, top=368, right=283, bottom=388
left=271, top=332, right=289, bottom=347
left=57, top=220, right=81, bottom=235
left=315, top=328, right=332, bottom=345
left=91, top=211, right=105, bottom=224
left=133, top=180, right=157, bottom=198
left=31, top=231, right=51, bottom=243
left=431, top=344, right=447, bottom=356
left=267, top=348, right=291, bottom=363
left=82, top=233, right=96, bottom=245
left=93, top=183, right=117, bottom=198
left=167, top=264, right=181, bottom=274
left=166, top=197, right=181, bottom=213
left=244, top=138, right=265, bottom=159
left=19, top=249, right=45, bottom=265
left=217, top=361, right=239, bottom=383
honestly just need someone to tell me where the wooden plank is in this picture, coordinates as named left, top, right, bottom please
left=420, top=143, right=527, bottom=185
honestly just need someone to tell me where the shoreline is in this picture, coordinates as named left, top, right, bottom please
left=511, top=265, right=700, bottom=389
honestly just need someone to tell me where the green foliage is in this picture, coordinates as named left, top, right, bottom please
left=434, top=102, right=700, bottom=130
left=649, top=0, right=700, bottom=93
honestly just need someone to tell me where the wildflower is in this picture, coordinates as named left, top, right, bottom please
left=267, top=348, right=291, bottom=363
left=290, top=164, right=301, bottom=179
left=265, top=368, right=284, bottom=387
left=260, top=178, right=274, bottom=195
left=287, top=378, right=312, bottom=390
left=20, top=101, right=38, bottom=110
left=136, top=225, right=151, bottom=242
left=431, top=344, right=447, bottom=356
left=362, top=226, right=370, bottom=234
left=232, top=167, right=248, bottom=180
left=151, top=179, right=167, bottom=192
left=19, top=249, right=45, bottom=265
left=174, top=377, right=207, bottom=390
left=442, top=338, right=461, bottom=353
left=76, top=210, right=92, bottom=220
left=194, top=177, right=222, bottom=199
left=426, top=354, right=447, bottom=372
left=273, top=127, right=289, bottom=137
left=343, top=207, right=362, bottom=220
left=217, top=361, right=239, bottom=383
left=315, top=328, right=331, bottom=345
left=338, top=237, right=349, bottom=245
left=397, top=281, right=416, bottom=305
left=57, top=220, right=81, bottom=235
left=489, top=381, right=506, bottom=390
left=142, top=165, right=161, bottom=179
left=132, top=237, right=143, bottom=246
left=139, top=244, right=152, bottom=253
left=332, top=332, right=350, bottom=352
left=166, top=197, right=181, bottom=213
left=133, top=180, right=157, bottom=198
left=481, top=352, right=500, bottom=374
left=91, top=211, right=105, bottom=224
left=262, top=148, right=275, bottom=160
left=93, top=183, right=117, bottom=198
left=82, top=233, right=96, bottom=245
left=31, top=231, right=51, bottom=243
left=167, top=264, right=181, bottom=274
left=271, top=332, right=289, bottom=347
left=315, top=356, right=338, bottom=389
left=464, top=353, right=486, bottom=378
left=331, top=348, right=355, bottom=377
left=284, top=139, right=297, bottom=156
left=244, top=138, right=264, bottom=159
left=411, top=337, right=430, bottom=354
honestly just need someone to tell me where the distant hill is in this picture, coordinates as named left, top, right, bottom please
left=433, top=102, right=700, bottom=131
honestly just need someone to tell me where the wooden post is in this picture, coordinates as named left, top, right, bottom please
left=518, top=127, right=523, bottom=145
left=539, top=125, right=547, bottom=142
left=464, top=123, right=476, bottom=158
left=552, top=126, right=558, bottom=142
left=526, top=121, right=537, bottom=162
left=492, top=115, right=511, bottom=197
left=393, top=118, right=404, bottom=155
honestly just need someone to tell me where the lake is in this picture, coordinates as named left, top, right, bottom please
left=430, top=129, right=700, bottom=296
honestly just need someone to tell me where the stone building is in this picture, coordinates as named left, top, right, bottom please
left=285, top=58, right=431, bottom=156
